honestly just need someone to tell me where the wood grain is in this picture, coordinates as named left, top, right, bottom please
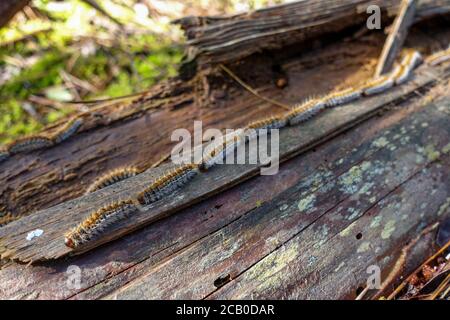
left=0, top=69, right=448, bottom=299
left=175, top=0, right=450, bottom=68
left=0, top=63, right=444, bottom=264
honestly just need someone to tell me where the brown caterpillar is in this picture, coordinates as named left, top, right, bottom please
left=361, top=73, right=395, bottom=96
left=322, top=87, right=362, bottom=108
left=426, top=48, right=450, bottom=66
left=200, top=133, right=244, bottom=170
left=246, top=115, right=287, bottom=140
left=64, top=199, right=138, bottom=248
left=0, top=213, right=19, bottom=227
left=286, top=98, right=326, bottom=126
left=394, top=51, right=423, bottom=85
left=136, top=164, right=199, bottom=205
left=247, top=115, right=287, bottom=131
left=7, top=135, right=54, bottom=154
left=54, top=116, right=84, bottom=144
left=85, top=166, right=140, bottom=194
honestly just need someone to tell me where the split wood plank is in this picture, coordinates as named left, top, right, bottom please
left=0, top=38, right=379, bottom=217
left=107, top=95, right=450, bottom=299
left=0, top=71, right=447, bottom=299
left=0, top=63, right=444, bottom=264
left=176, top=0, right=450, bottom=67
left=375, top=0, right=418, bottom=77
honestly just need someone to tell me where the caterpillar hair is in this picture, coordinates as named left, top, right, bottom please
left=0, top=148, right=9, bottom=163
left=8, top=135, right=54, bottom=154
left=394, top=51, right=423, bottom=85
left=246, top=115, right=288, bottom=136
left=426, top=48, right=450, bottom=66
left=286, top=98, right=326, bottom=126
left=361, top=74, right=394, bottom=96
left=136, top=164, right=199, bottom=205
left=85, top=166, right=140, bottom=194
left=402, top=50, right=423, bottom=70
left=322, top=87, right=362, bottom=108
left=54, top=117, right=83, bottom=144
left=64, top=199, right=138, bottom=248
left=200, top=134, right=244, bottom=170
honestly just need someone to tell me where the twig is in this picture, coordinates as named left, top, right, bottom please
left=219, top=64, right=291, bottom=111
left=387, top=237, right=450, bottom=300
left=375, top=0, right=418, bottom=77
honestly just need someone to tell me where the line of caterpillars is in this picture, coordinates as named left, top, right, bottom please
left=64, top=48, right=450, bottom=249
left=0, top=116, right=84, bottom=164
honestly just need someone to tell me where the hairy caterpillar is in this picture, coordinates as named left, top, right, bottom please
left=0, top=148, right=9, bottom=163
left=54, top=117, right=83, bottom=144
left=394, top=51, right=423, bottom=85
left=361, top=73, right=395, bottom=96
left=85, top=166, right=140, bottom=194
left=7, top=135, right=54, bottom=154
left=247, top=115, right=287, bottom=131
left=136, top=164, right=199, bottom=205
left=322, top=87, right=362, bottom=108
left=286, top=98, right=326, bottom=126
left=200, top=134, right=244, bottom=170
left=427, top=48, right=450, bottom=66
left=64, top=199, right=138, bottom=248
left=0, top=213, right=19, bottom=227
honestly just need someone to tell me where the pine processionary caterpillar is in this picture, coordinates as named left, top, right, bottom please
left=322, top=87, right=362, bottom=108
left=394, top=51, right=423, bottom=85
left=246, top=115, right=288, bottom=131
left=54, top=117, right=84, bottom=144
left=426, top=48, right=450, bottom=66
left=64, top=199, right=138, bottom=248
left=361, top=73, right=395, bottom=96
left=0, top=213, right=18, bottom=227
left=7, top=135, right=54, bottom=154
left=85, top=166, right=140, bottom=194
left=286, top=98, right=325, bottom=126
left=136, top=164, right=199, bottom=205
left=200, top=133, right=244, bottom=170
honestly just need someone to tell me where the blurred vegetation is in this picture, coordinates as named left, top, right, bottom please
left=0, top=0, right=285, bottom=144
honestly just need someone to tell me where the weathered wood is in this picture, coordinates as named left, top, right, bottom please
left=106, top=93, right=450, bottom=299
left=0, top=36, right=381, bottom=218
left=175, top=0, right=450, bottom=68
left=1, top=7, right=448, bottom=220
left=0, top=0, right=29, bottom=29
left=0, top=72, right=448, bottom=299
left=0, top=62, right=445, bottom=264
left=375, top=0, right=418, bottom=77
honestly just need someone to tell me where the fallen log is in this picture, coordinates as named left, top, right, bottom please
left=175, top=0, right=450, bottom=69
left=0, top=61, right=447, bottom=263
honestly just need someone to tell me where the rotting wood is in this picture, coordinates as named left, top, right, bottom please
left=175, top=0, right=450, bottom=69
left=0, top=62, right=445, bottom=264
left=0, top=35, right=383, bottom=218
left=375, top=0, right=418, bottom=77
left=107, top=96, right=450, bottom=299
left=0, top=76, right=448, bottom=299
left=1, top=8, right=449, bottom=220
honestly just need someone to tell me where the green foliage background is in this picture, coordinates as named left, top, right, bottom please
left=0, top=0, right=284, bottom=144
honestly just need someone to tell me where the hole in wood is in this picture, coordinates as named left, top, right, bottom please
left=356, top=232, right=363, bottom=240
left=214, top=274, right=231, bottom=288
